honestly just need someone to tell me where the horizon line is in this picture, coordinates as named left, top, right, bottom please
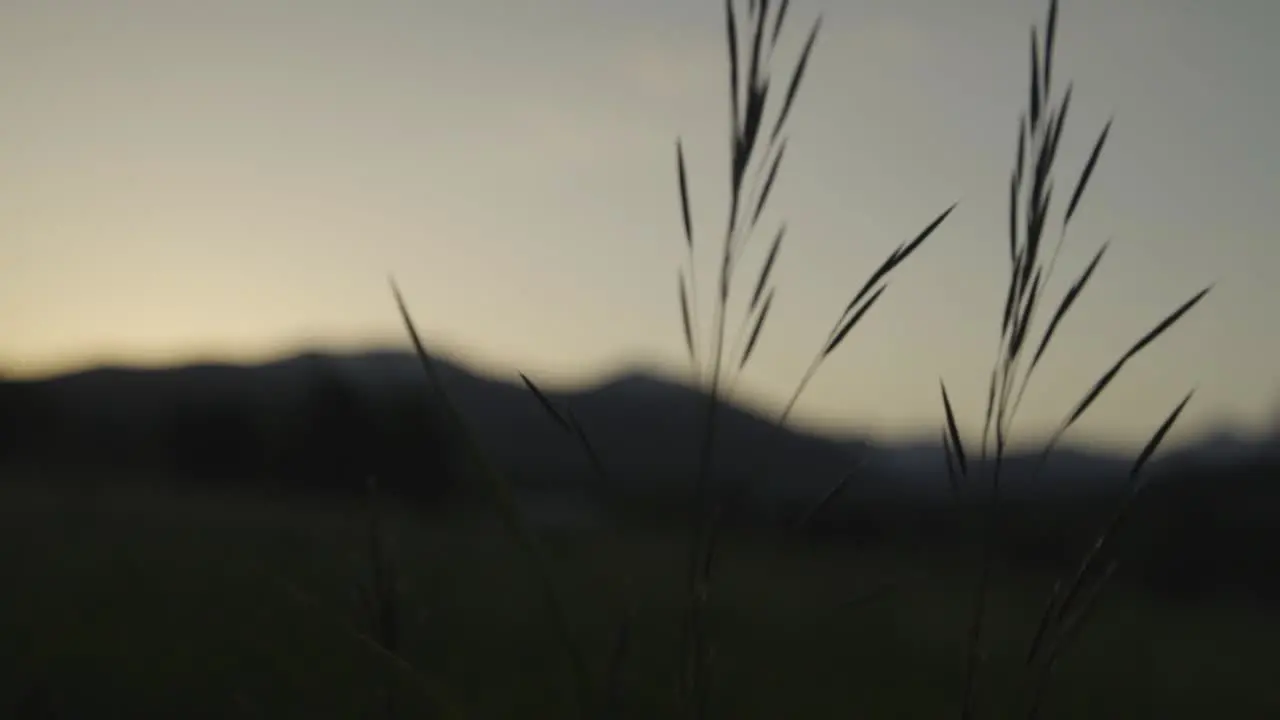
left=5, top=340, right=1272, bottom=457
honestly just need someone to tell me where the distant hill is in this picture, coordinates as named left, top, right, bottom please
left=5, top=348, right=1279, bottom=604
left=5, top=348, right=1275, bottom=508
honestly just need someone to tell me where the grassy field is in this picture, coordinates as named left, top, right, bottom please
left=1, top=476, right=1275, bottom=719
left=0, top=0, right=1259, bottom=717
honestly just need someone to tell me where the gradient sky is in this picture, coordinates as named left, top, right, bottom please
left=2, top=0, right=1276, bottom=450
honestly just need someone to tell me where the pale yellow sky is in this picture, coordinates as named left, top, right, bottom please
left=1, top=0, right=1277, bottom=449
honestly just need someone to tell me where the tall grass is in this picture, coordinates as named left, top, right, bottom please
left=666, top=2, right=955, bottom=716
left=380, top=0, right=1211, bottom=717
left=937, top=1, right=1210, bottom=717
left=391, top=284, right=599, bottom=717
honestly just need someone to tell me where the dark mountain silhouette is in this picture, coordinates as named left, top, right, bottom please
left=3, top=348, right=1278, bottom=604
left=6, top=348, right=1268, bottom=505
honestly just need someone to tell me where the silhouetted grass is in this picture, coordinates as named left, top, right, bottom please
left=663, top=3, right=954, bottom=715
left=378, top=0, right=1222, bottom=717
left=937, top=1, right=1211, bottom=717
left=391, top=284, right=597, bottom=717
left=388, top=0, right=954, bottom=714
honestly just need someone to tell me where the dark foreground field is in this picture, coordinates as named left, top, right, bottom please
left=1, top=474, right=1275, bottom=719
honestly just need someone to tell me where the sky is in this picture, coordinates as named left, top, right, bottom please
left=1, top=0, right=1277, bottom=450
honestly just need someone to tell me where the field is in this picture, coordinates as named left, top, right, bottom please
left=1, top=475, right=1275, bottom=719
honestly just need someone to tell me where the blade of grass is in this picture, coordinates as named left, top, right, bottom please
left=738, top=288, right=775, bottom=369
left=770, top=0, right=790, bottom=48
left=769, top=16, right=821, bottom=144
left=794, top=454, right=867, bottom=531
left=942, top=428, right=961, bottom=495
left=392, top=280, right=596, bottom=717
left=749, top=226, right=785, bottom=314
left=1063, top=119, right=1112, bottom=228
left=680, top=270, right=698, bottom=366
left=520, top=372, right=573, bottom=433
left=1048, top=391, right=1194, bottom=631
left=1051, top=287, right=1210, bottom=443
left=941, top=381, right=969, bottom=478
left=677, top=142, right=695, bottom=251
left=519, top=373, right=613, bottom=489
left=1030, top=28, right=1043, bottom=131
left=1027, top=241, right=1107, bottom=373
left=277, top=579, right=464, bottom=719
left=751, top=139, right=788, bottom=226
left=1043, top=0, right=1058, bottom=94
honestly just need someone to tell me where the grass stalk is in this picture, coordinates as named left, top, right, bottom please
left=514, top=6, right=952, bottom=706
left=355, top=477, right=402, bottom=717
left=278, top=578, right=463, bottom=719
left=671, top=2, right=955, bottom=712
left=938, top=2, right=1211, bottom=717
left=391, top=281, right=597, bottom=718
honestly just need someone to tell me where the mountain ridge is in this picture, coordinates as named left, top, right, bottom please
left=5, top=348, right=1273, bottom=505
